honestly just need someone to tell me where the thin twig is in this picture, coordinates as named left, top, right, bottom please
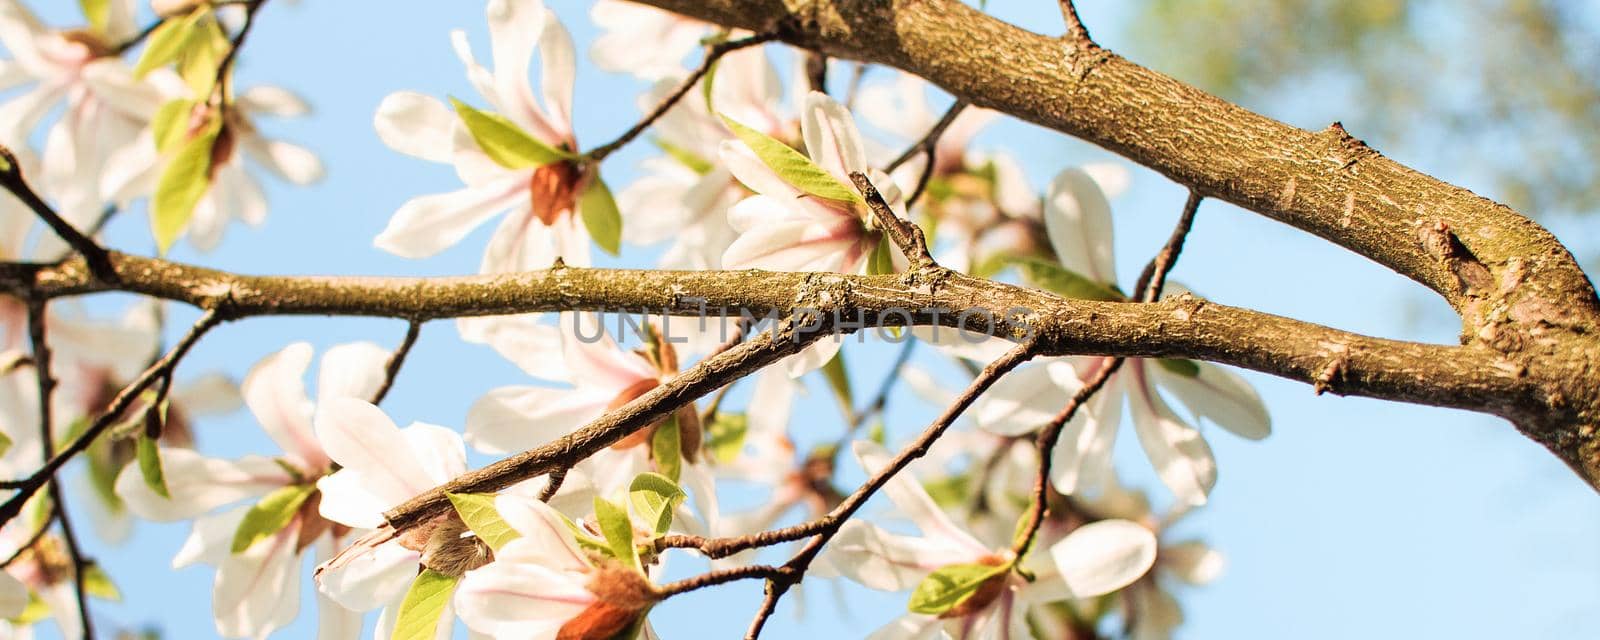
left=26, top=301, right=93, bottom=639
left=887, top=100, right=968, bottom=172
left=370, top=320, right=422, bottom=405
left=850, top=172, right=935, bottom=269
left=536, top=469, right=567, bottom=503
left=1059, top=0, right=1093, bottom=43
left=584, top=32, right=779, bottom=162
left=1133, top=189, right=1203, bottom=299
left=805, top=52, right=829, bottom=94
left=0, top=504, right=55, bottom=569
left=0, top=309, right=224, bottom=526
left=214, top=0, right=267, bottom=112
left=655, top=564, right=791, bottom=598
left=0, top=147, right=115, bottom=282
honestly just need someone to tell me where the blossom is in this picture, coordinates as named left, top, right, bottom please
left=114, top=342, right=386, bottom=639
left=588, top=1, right=710, bottom=80
left=0, top=0, right=152, bottom=230
left=816, top=441, right=1157, bottom=639
left=975, top=168, right=1271, bottom=506
left=455, top=494, right=658, bottom=640
left=372, top=0, right=596, bottom=274
left=311, top=397, right=474, bottom=637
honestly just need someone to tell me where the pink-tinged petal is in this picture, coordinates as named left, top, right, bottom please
left=0, top=1, right=47, bottom=72
left=1161, top=539, right=1225, bottom=585
left=484, top=0, right=549, bottom=136
left=315, top=468, right=391, bottom=529
left=465, top=385, right=609, bottom=455
left=213, top=520, right=303, bottom=638
left=801, top=91, right=867, bottom=177
left=974, top=361, right=1075, bottom=437
left=680, top=461, right=720, bottom=535
left=814, top=520, right=974, bottom=592
left=479, top=208, right=591, bottom=274
left=1048, top=519, right=1157, bottom=598
left=780, top=337, right=840, bottom=379
left=1049, top=373, right=1123, bottom=496
left=242, top=342, right=328, bottom=470
left=99, top=133, right=159, bottom=206
left=0, top=84, right=62, bottom=144
left=449, top=28, right=504, bottom=118
left=114, top=449, right=291, bottom=521
left=402, top=422, right=468, bottom=486
left=79, top=61, right=162, bottom=120
left=989, top=153, right=1038, bottom=219
left=0, top=568, right=24, bottom=619
left=535, top=7, right=577, bottom=140
left=1128, top=581, right=1185, bottom=640
left=1128, top=363, right=1216, bottom=506
left=1043, top=168, right=1118, bottom=286
left=374, top=175, right=526, bottom=259
left=312, top=536, right=369, bottom=640
left=241, top=136, right=324, bottom=185
left=239, top=85, right=311, bottom=118
left=1156, top=361, right=1271, bottom=441
left=458, top=315, right=569, bottom=382
left=174, top=507, right=249, bottom=569
left=589, top=2, right=708, bottom=81
left=455, top=561, right=592, bottom=638
left=721, top=215, right=857, bottom=273
left=313, top=398, right=430, bottom=504
left=316, top=341, right=392, bottom=407
left=39, top=581, right=82, bottom=640
left=558, top=313, right=658, bottom=393
left=374, top=91, right=456, bottom=163
left=866, top=613, right=944, bottom=640
left=713, top=48, right=785, bottom=136
left=1082, top=162, right=1131, bottom=199
left=851, top=440, right=987, bottom=555
left=493, top=495, right=588, bottom=572
left=719, top=140, right=803, bottom=203
left=317, top=539, right=420, bottom=612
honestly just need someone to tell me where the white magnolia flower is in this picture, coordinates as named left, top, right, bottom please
left=975, top=169, right=1271, bottom=506
left=114, top=342, right=383, bottom=639
left=456, top=494, right=658, bottom=640
left=101, top=85, right=325, bottom=252
left=373, top=0, right=593, bottom=274
left=311, top=397, right=472, bottom=637
left=0, top=0, right=151, bottom=230
left=816, top=441, right=1157, bottom=639
left=588, top=1, right=710, bottom=80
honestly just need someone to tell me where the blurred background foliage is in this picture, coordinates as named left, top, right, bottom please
left=1124, top=0, right=1600, bottom=221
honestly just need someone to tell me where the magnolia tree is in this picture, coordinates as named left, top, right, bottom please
left=0, top=0, right=1594, bottom=638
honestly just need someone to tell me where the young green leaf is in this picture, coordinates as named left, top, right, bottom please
left=446, top=493, right=521, bottom=552
left=651, top=138, right=713, bottom=175
left=720, top=115, right=861, bottom=203
left=703, top=412, right=748, bottom=464
left=177, top=16, right=230, bottom=96
left=1011, top=257, right=1126, bottom=302
left=701, top=58, right=720, bottom=112
left=628, top=472, right=686, bottom=537
left=134, top=9, right=202, bottom=79
left=151, top=116, right=222, bottom=254
left=820, top=351, right=853, bottom=420
left=556, top=510, right=614, bottom=557
left=135, top=435, right=169, bottom=499
left=1156, top=358, right=1201, bottom=378
left=450, top=98, right=569, bottom=169
left=867, top=235, right=897, bottom=276
left=922, top=473, right=972, bottom=509
left=82, top=563, right=120, bottom=600
left=593, top=495, right=639, bottom=570
left=650, top=415, right=682, bottom=484
left=230, top=483, right=315, bottom=553
left=79, top=0, right=110, bottom=33
left=150, top=99, right=196, bottom=154
left=907, top=562, right=1009, bottom=615
left=391, top=569, right=458, bottom=640
left=579, top=176, right=623, bottom=257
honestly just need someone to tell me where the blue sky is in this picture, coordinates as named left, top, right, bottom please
left=11, top=1, right=1600, bottom=638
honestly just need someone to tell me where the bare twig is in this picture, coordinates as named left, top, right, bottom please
left=0, top=504, right=55, bottom=569
left=887, top=101, right=967, bottom=208
left=26, top=301, right=93, bottom=639
left=1059, top=0, right=1093, bottom=43
left=655, top=564, right=792, bottom=598
left=370, top=320, right=422, bottom=405
left=1133, top=190, right=1203, bottom=299
left=850, top=171, right=935, bottom=270
left=584, top=31, right=778, bottom=162
left=0, top=148, right=115, bottom=282
left=215, top=0, right=267, bottom=111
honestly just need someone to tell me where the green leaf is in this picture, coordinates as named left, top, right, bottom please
left=868, top=235, right=896, bottom=276
left=907, top=562, right=1008, bottom=615
left=134, top=10, right=201, bottom=79
left=230, top=483, right=315, bottom=553
left=446, top=493, right=521, bottom=552
left=135, top=435, right=169, bottom=499
left=391, top=569, right=458, bottom=640
left=79, top=0, right=110, bottom=32
left=579, top=176, right=623, bottom=257
left=177, top=16, right=229, bottom=96
left=866, top=421, right=887, bottom=446
left=652, top=138, right=713, bottom=175
left=701, top=58, right=720, bottom=112
left=1011, top=257, right=1126, bottom=302
left=593, top=495, right=638, bottom=570
left=151, top=99, right=196, bottom=154
left=650, top=415, right=682, bottom=484
left=820, top=351, right=853, bottom=420
left=720, top=115, right=861, bottom=203
left=703, top=412, right=748, bottom=464
left=150, top=115, right=222, bottom=254
left=82, top=563, right=120, bottom=600
left=1156, top=358, right=1201, bottom=378
left=922, top=473, right=971, bottom=509
left=557, top=511, right=614, bottom=557
left=0, top=428, right=11, bottom=459
left=628, top=472, right=686, bottom=537
left=450, top=98, right=569, bottom=169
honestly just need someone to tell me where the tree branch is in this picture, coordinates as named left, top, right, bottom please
left=0, top=147, right=115, bottom=283
left=26, top=301, right=93, bottom=639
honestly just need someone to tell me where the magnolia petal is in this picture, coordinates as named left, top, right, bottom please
left=493, top=496, right=589, bottom=572
left=316, top=341, right=392, bottom=407
left=852, top=440, right=988, bottom=555
left=317, top=540, right=420, bottom=613
left=558, top=313, right=659, bottom=392
left=173, top=506, right=250, bottom=569
left=484, top=0, right=545, bottom=134
left=1129, top=365, right=1217, bottom=506
left=865, top=614, right=944, bottom=640
left=314, top=468, right=390, bottom=529
left=374, top=175, right=525, bottom=259
left=239, top=85, right=311, bottom=118
left=719, top=140, right=803, bottom=204
left=313, top=397, right=430, bottom=505
left=455, top=561, right=592, bottom=637
left=1043, top=167, right=1118, bottom=286
left=0, top=569, right=24, bottom=619
left=801, top=91, right=868, bottom=178
left=467, top=386, right=608, bottom=455
left=535, top=7, right=577, bottom=140
left=780, top=336, right=841, bottom=379
left=242, top=342, right=328, bottom=471
left=974, top=361, right=1075, bottom=437
left=458, top=315, right=569, bottom=382
left=815, top=520, right=972, bottom=592
left=374, top=91, right=457, bottom=163
left=1161, top=539, right=1225, bottom=586
left=213, top=520, right=303, bottom=638
left=1049, top=519, right=1157, bottom=598
left=1081, top=162, right=1131, bottom=199
left=401, top=422, right=469, bottom=487
left=721, top=214, right=856, bottom=273
left=114, top=449, right=291, bottom=521
left=1156, top=361, right=1271, bottom=441
left=244, top=137, right=324, bottom=185
left=172, top=371, right=243, bottom=417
